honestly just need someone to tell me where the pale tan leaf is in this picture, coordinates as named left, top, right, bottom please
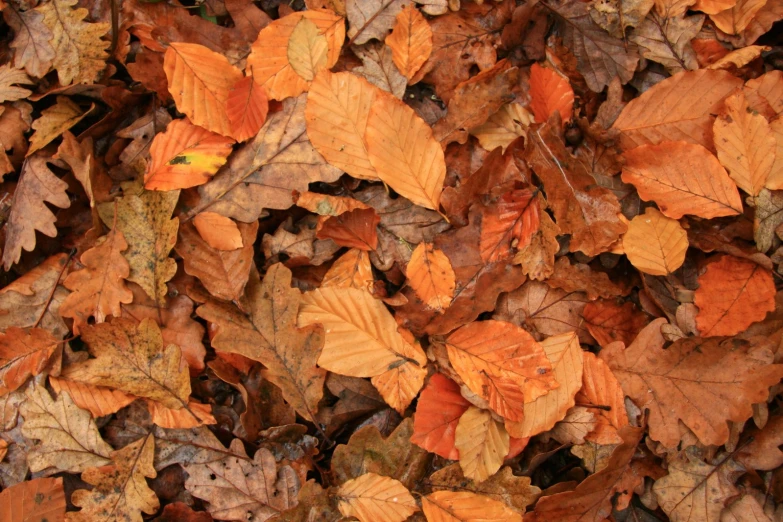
left=287, top=17, right=329, bottom=81
left=27, top=96, right=90, bottom=156
left=371, top=359, right=426, bottom=414
left=321, top=248, right=374, bottom=290
left=721, top=495, right=774, bottom=522
left=365, top=90, right=446, bottom=210
left=455, top=407, right=510, bottom=483
left=0, top=64, right=33, bottom=103
left=707, top=45, right=769, bottom=69
left=353, top=42, right=407, bottom=99
left=422, top=490, right=523, bottom=522
left=299, top=286, right=427, bottom=377
left=346, top=0, right=411, bottom=45
left=305, top=70, right=379, bottom=181
left=20, top=382, right=112, bottom=473
left=470, top=103, right=533, bottom=153
left=337, top=472, right=418, bottom=522
left=623, top=207, right=689, bottom=276
left=505, top=332, right=583, bottom=439
left=49, top=377, right=136, bottom=418
left=406, top=242, right=455, bottom=312
left=193, top=212, right=244, bottom=251
left=386, top=5, right=432, bottom=81
left=549, top=406, right=597, bottom=445
left=4, top=6, right=56, bottom=78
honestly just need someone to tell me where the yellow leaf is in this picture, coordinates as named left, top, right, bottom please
left=406, top=242, right=455, bottom=312
left=386, top=5, right=432, bottom=81
left=248, top=9, right=345, bottom=101
left=714, top=91, right=776, bottom=196
left=298, top=286, right=427, bottom=377
left=321, top=248, right=374, bottom=290
left=337, top=472, right=418, bottom=522
left=27, top=96, right=91, bottom=156
left=193, top=212, right=244, bottom=250
left=69, top=435, right=159, bottom=522
left=145, top=119, right=234, bottom=191
left=455, top=407, right=509, bottom=483
left=287, top=17, right=329, bottom=81
left=164, top=42, right=242, bottom=137
left=422, top=490, right=523, bottom=522
left=20, top=382, right=113, bottom=473
left=470, top=103, right=533, bottom=153
left=305, top=70, right=379, bottom=180
left=622, top=207, right=688, bottom=276
left=0, top=64, right=33, bottom=103
left=365, top=90, right=446, bottom=209
left=505, top=332, right=583, bottom=439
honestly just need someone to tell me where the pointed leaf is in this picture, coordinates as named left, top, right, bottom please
left=0, top=328, right=59, bottom=396
left=529, top=63, right=574, bottom=125
left=386, top=5, right=432, bottom=81
left=337, top=472, right=418, bottom=522
left=287, top=17, right=329, bottom=81
left=406, top=242, right=456, bottom=312
left=411, top=373, right=470, bottom=459
left=576, top=351, right=628, bottom=445
left=321, top=248, right=374, bottom=290
left=49, top=377, right=136, bottom=418
left=225, top=75, right=269, bottom=143
left=316, top=207, right=380, bottom=250
left=454, top=407, right=509, bottom=483
left=192, top=212, right=244, bottom=251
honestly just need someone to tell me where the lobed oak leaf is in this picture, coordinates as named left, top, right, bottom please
left=582, top=299, right=649, bottom=348
left=225, top=75, right=269, bottom=143
left=0, top=101, right=32, bottom=177
left=2, top=154, right=71, bottom=270
left=98, top=188, right=179, bottom=305
left=0, top=64, right=33, bottom=103
left=422, top=490, right=522, bottom=522
left=621, top=141, right=743, bottom=219
left=576, top=352, right=628, bottom=445
left=144, top=119, right=234, bottom=191
left=694, top=255, right=775, bottom=337
left=601, top=318, right=783, bottom=447
left=504, top=332, right=583, bottom=439
left=612, top=70, right=742, bottom=151
left=710, top=0, right=766, bottom=34
left=68, top=434, right=159, bottom=522
left=176, top=219, right=257, bottom=301
left=192, top=212, right=244, bottom=251
left=411, top=373, right=470, bottom=459
left=428, top=464, right=540, bottom=512
left=198, top=264, right=326, bottom=422
left=528, top=63, right=574, bottom=125
left=316, top=207, right=380, bottom=251
left=247, top=9, right=344, bottom=101
left=470, top=103, right=533, bottom=153
left=4, top=5, right=55, bottom=78
left=164, top=42, right=242, bottom=137
left=406, top=242, right=455, bottom=312
left=365, top=89, right=446, bottom=210
left=36, top=0, right=109, bottom=85
left=352, top=42, right=407, bottom=99
left=337, top=472, right=418, bottom=522
left=299, top=286, right=427, bottom=377
left=59, top=226, right=133, bottom=334
left=454, top=406, right=509, bottom=483
left=735, top=416, right=783, bottom=470
left=385, top=5, right=432, bottom=81
left=623, top=207, right=689, bottom=276
left=27, top=97, right=91, bottom=157
left=20, top=383, right=112, bottom=474
left=49, top=376, right=136, bottom=418
left=714, top=91, right=776, bottom=196
left=63, top=318, right=191, bottom=410
left=0, top=328, right=59, bottom=396
left=445, top=319, right=557, bottom=421
left=320, top=248, right=374, bottom=290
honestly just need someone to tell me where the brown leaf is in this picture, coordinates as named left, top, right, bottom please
left=512, top=198, right=560, bottom=281
left=4, top=5, right=55, bottom=78
left=470, top=103, right=533, bottom=153
left=0, top=102, right=32, bottom=177
left=428, top=464, right=540, bottom=512
left=694, top=255, right=776, bottom=337
left=386, top=5, right=432, bottom=81
left=337, top=472, right=418, bottom=522
left=546, top=257, right=628, bottom=301
left=192, top=212, right=244, bottom=251
left=0, top=477, right=65, bottom=522
left=735, top=416, right=783, bottom=470
left=601, top=318, right=783, bottom=447
left=346, top=0, right=411, bottom=45
left=721, top=495, right=774, bottom=522
left=0, top=65, right=33, bottom=103
left=629, top=12, right=703, bottom=73
left=588, top=0, right=654, bottom=38
left=352, top=42, right=407, bottom=99
left=582, top=299, right=649, bottom=347
left=316, top=207, right=380, bottom=251
left=0, top=328, right=59, bottom=396
left=411, top=373, right=470, bottom=459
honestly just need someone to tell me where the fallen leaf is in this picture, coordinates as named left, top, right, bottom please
left=145, top=398, right=215, bottom=429
left=0, top=64, right=33, bottom=103
left=588, top=0, right=654, bottom=38
left=582, top=299, right=649, bottom=347
left=479, top=188, right=539, bottom=263
left=422, top=490, right=522, bottom=522
left=707, top=44, right=769, bottom=69
left=346, top=0, right=411, bottom=45
left=192, top=212, right=244, bottom=251
left=454, top=406, right=510, bottom=483
left=428, top=464, right=540, bottom=512
left=28, top=96, right=89, bottom=156
left=0, top=477, right=66, bottom=522
left=710, top=0, right=767, bottom=34
left=621, top=141, right=743, bottom=219
left=601, top=318, right=783, bottom=447
left=576, top=351, right=629, bottom=445
left=337, top=472, right=418, bottom=522
left=469, top=103, right=533, bottom=153
left=353, top=42, right=407, bottom=99
left=411, top=373, right=470, bottom=459
left=548, top=406, right=597, bottom=445
left=321, top=248, right=374, bottom=290
left=49, top=376, right=136, bottom=418
left=766, top=118, right=783, bottom=190
left=386, top=5, right=432, bottom=81
left=287, top=17, right=329, bottom=82
left=623, top=207, right=689, bottom=276
left=721, top=495, right=774, bottom=522
left=743, top=70, right=783, bottom=120
left=225, top=75, right=269, bottom=143
left=629, top=12, right=703, bottom=73
left=512, top=198, right=560, bottom=280
left=0, top=328, right=59, bottom=396
left=316, top=207, right=380, bottom=250
left=528, top=63, right=574, bottom=125
left=4, top=6, right=55, bottom=78
left=406, top=242, right=455, bottom=312
left=296, top=191, right=371, bottom=216
left=694, top=255, right=776, bottom=336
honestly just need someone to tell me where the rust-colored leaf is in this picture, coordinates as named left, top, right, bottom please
left=386, top=5, right=432, bottom=81
left=406, top=242, right=455, bottom=312
left=528, top=63, right=574, bottom=125
left=411, top=373, right=470, bottom=459
left=316, top=207, right=380, bottom=251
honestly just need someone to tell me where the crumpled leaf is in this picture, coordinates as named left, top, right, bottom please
left=470, top=103, right=533, bottom=153
left=0, top=328, right=59, bottom=396
left=337, top=472, right=418, bottom=522
left=428, top=464, right=540, bottom=513
left=0, top=477, right=66, bottom=522
left=576, top=351, right=629, bottom=444
left=588, top=0, right=654, bottom=38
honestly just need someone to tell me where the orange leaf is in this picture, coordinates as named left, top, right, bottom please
left=370, top=356, right=426, bottom=414
left=145, top=119, right=234, bottom=191
left=411, top=373, right=470, bottom=459
left=193, top=212, right=244, bottom=251
left=164, top=42, right=242, bottom=137
left=622, top=207, right=689, bottom=276
left=406, top=242, right=455, bottom=312
left=225, top=75, right=269, bottom=143
left=316, top=207, right=380, bottom=251
left=582, top=299, right=649, bottom=348
left=49, top=376, right=136, bottom=418
left=529, top=63, right=574, bottom=125
left=621, top=141, right=743, bottom=219
left=694, top=255, right=776, bottom=337
left=0, top=477, right=66, bottom=522
left=321, top=248, right=374, bottom=290
left=145, top=398, right=216, bottom=429
left=576, top=352, right=628, bottom=445
left=0, top=327, right=59, bottom=396
left=386, top=5, right=432, bottom=81
left=295, top=190, right=371, bottom=216
left=479, top=188, right=539, bottom=263
left=422, top=491, right=522, bottom=522
left=710, top=0, right=767, bottom=34
left=337, top=472, right=418, bottom=522
left=445, top=320, right=558, bottom=421
left=455, top=406, right=509, bottom=483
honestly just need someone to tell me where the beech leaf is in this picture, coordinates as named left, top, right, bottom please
left=0, top=328, right=59, bottom=396
left=422, top=490, right=523, bottom=522
left=337, top=472, right=418, bottom=522
left=454, top=406, right=510, bottom=483
left=411, top=373, right=470, bottom=459
left=0, top=477, right=66, bottom=522
left=622, top=207, right=689, bottom=276
left=406, top=242, right=456, bottom=312
left=386, top=5, right=432, bottom=81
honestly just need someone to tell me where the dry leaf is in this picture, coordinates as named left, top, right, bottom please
left=296, top=191, right=371, bottom=216
left=528, top=63, right=574, bottom=125
left=225, top=75, right=269, bottom=143
left=337, top=472, right=418, bottom=522
left=629, top=12, right=703, bottom=73
left=316, top=207, right=380, bottom=250
left=386, top=5, right=432, bottom=81
left=582, top=299, right=648, bottom=348
left=406, top=242, right=455, bottom=312
left=710, top=0, right=767, bottom=34
left=192, top=212, right=244, bottom=251
left=411, top=373, right=470, bottom=459
left=0, top=477, right=66, bottom=522
left=287, top=17, right=329, bottom=82
left=321, top=248, right=374, bottom=290
left=454, top=406, right=510, bottom=483
left=0, top=64, right=33, bottom=103
left=623, top=207, right=689, bottom=276
left=0, top=328, right=59, bottom=396
left=346, top=0, right=411, bottom=45
left=353, top=42, right=407, bottom=99
left=4, top=6, right=55, bottom=78
left=422, top=490, right=522, bottom=522
left=49, top=376, right=136, bottom=418
left=576, top=351, right=629, bottom=445
left=428, top=465, right=540, bottom=513
left=479, top=188, right=539, bottom=263
left=28, top=96, right=89, bottom=156
left=721, top=495, right=774, bottom=522
left=469, top=103, right=533, bottom=153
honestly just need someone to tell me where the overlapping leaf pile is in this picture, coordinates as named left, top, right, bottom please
left=0, top=0, right=782, bottom=520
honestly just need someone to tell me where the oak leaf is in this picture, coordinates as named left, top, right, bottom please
left=144, top=119, right=234, bottom=191
left=422, top=491, right=522, bottom=522
left=4, top=6, right=55, bottom=78
left=68, top=434, right=159, bottom=522
left=601, top=318, right=783, bottom=447
left=164, top=42, right=242, bottom=137
left=316, top=207, right=380, bottom=251
left=59, top=226, right=133, bottom=334
left=247, top=9, right=344, bottom=101
left=0, top=328, right=59, bottom=396
left=365, top=89, right=446, bottom=210
left=0, top=101, right=32, bottom=177
left=469, top=103, right=533, bottom=153
left=386, top=5, right=432, bottom=81
left=576, top=352, right=629, bottom=445
left=621, top=141, right=743, bottom=219
left=192, top=212, right=244, bottom=251
left=504, top=332, right=583, bottom=439
left=2, top=154, right=71, bottom=270
left=714, top=91, right=776, bottom=196
left=411, top=373, right=470, bottom=459
left=736, top=416, right=783, bottom=470
left=0, top=477, right=66, bottom=522
left=225, top=75, right=269, bottom=143
left=198, top=264, right=326, bottom=422
left=588, top=0, right=654, bottom=38
left=694, top=255, right=776, bottom=336
left=28, top=96, right=91, bottom=157
left=528, top=63, right=574, bottom=125
left=445, top=319, right=557, bottom=421
left=20, top=383, right=112, bottom=473
left=36, top=0, right=109, bottom=85
left=623, top=207, right=689, bottom=276
left=454, top=406, right=510, bottom=483
left=321, top=248, right=374, bottom=290
left=612, top=70, right=742, bottom=150
left=722, top=495, right=774, bottom=522
left=406, top=242, right=455, bottom=312
left=337, top=472, right=418, bottom=522
left=0, top=64, right=33, bottom=103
